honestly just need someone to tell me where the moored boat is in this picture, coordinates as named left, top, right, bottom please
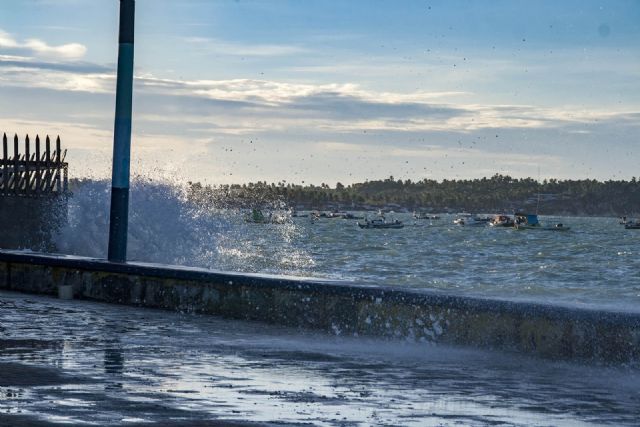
left=514, top=213, right=570, bottom=231
left=454, top=215, right=489, bottom=226
left=413, top=211, right=440, bottom=220
left=489, top=214, right=515, bottom=227
left=358, top=218, right=404, bottom=229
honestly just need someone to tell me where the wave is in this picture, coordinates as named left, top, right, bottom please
left=54, top=178, right=315, bottom=275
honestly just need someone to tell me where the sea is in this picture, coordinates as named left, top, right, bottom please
left=55, top=179, right=640, bottom=313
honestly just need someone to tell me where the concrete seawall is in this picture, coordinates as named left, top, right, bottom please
left=1, top=249, right=638, bottom=365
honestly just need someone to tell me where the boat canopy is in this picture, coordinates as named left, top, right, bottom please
left=515, top=212, right=539, bottom=225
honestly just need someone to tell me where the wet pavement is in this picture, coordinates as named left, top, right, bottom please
left=0, top=291, right=638, bottom=426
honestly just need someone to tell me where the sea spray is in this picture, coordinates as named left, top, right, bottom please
left=54, top=177, right=315, bottom=275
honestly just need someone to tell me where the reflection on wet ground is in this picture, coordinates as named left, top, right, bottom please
left=0, top=290, right=638, bottom=426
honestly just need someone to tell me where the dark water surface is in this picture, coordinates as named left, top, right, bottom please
left=1, top=291, right=638, bottom=426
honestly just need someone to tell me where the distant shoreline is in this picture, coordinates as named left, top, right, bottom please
left=186, top=174, right=640, bottom=218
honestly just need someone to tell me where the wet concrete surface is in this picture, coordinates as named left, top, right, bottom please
left=0, top=291, right=638, bottom=426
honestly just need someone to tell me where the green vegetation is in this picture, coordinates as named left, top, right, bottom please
left=189, top=174, right=640, bottom=216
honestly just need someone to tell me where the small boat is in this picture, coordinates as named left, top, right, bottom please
left=514, top=213, right=570, bottom=231
left=620, top=217, right=640, bottom=228
left=358, top=218, right=404, bottom=229
left=514, top=213, right=540, bottom=229
left=413, top=212, right=440, bottom=220
left=453, top=215, right=489, bottom=226
left=489, top=214, right=515, bottom=227
left=475, top=216, right=491, bottom=223
left=325, top=211, right=347, bottom=219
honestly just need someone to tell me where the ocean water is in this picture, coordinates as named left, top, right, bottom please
left=55, top=180, right=640, bottom=312
left=296, top=213, right=640, bottom=311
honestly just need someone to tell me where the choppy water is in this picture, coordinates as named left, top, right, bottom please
left=55, top=180, right=640, bottom=311
left=299, top=213, right=640, bottom=311
left=1, top=291, right=639, bottom=426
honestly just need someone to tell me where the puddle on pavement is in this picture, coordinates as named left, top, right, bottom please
left=1, top=290, right=639, bottom=426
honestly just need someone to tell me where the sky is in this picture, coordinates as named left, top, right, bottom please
left=0, top=0, right=638, bottom=185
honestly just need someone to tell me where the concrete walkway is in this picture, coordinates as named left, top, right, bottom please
left=1, top=291, right=638, bottom=426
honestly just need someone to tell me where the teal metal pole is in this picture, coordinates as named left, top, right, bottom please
left=108, top=0, right=135, bottom=262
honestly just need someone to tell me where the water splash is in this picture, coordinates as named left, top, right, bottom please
left=54, top=178, right=315, bottom=275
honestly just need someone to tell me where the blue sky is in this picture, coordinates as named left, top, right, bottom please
left=0, top=0, right=638, bottom=184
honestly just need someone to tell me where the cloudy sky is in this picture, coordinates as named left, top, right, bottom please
left=0, top=0, right=638, bottom=185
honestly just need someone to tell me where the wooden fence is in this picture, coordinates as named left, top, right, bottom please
left=0, top=133, right=68, bottom=197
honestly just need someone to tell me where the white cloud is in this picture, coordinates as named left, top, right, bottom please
left=0, top=54, right=30, bottom=61
left=1, top=56, right=636, bottom=139
left=23, top=38, right=86, bottom=59
left=0, top=28, right=86, bottom=60
left=138, top=76, right=470, bottom=108
left=0, top=65, right=113, bottom=93
left=0, top=31, right=18, bottom=48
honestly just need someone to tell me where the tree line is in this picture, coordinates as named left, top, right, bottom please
left=188, top=174, right=640, bottom=216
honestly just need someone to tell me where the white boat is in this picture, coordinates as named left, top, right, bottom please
left=453, top=215, right=489, bottom=226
